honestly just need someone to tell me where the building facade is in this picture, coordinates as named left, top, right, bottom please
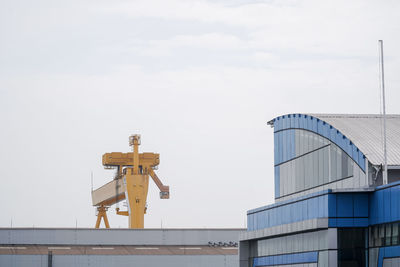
left=0, top=228, right=243, bottom=267
left=240, top=114, right=400, bottom=267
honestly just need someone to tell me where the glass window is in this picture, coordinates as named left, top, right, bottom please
left=338, top=228, right=366, bottom=267
left=385, top=224, right=392, bottom=246
left=393, top=223, right=399, bottom=246
left=379, top=224, right=385, bottom=246
left=373, top=225, right=380, bottom=247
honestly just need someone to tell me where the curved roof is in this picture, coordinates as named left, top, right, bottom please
left=269, top=114, right=400, bottom=167
left=310, top=114, right=400, bottom=166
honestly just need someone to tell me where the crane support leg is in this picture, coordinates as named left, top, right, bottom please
left=124, top=170, right=149, bottom=228
left=95, top=205, right=110, bottom=228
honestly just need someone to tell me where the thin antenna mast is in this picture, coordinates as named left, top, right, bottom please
left=379, top=40, right=388, bottom=184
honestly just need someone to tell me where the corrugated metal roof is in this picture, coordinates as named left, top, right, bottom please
left=308, top=114, right=400, bottom=166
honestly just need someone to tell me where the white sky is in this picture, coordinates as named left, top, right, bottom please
left=1, top=0, right=400, bottom=228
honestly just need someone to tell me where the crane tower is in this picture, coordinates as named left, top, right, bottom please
left=91, top=135, right=170, bottom=228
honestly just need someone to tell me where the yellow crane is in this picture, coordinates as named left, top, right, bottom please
left=92, top=135, right=170, bottom=228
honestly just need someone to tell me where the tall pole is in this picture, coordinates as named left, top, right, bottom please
left=379, top=40, right=388, bottom=184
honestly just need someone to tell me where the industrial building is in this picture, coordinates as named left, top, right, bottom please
left=240, top=114, right=400, bottom=267
left=0, top=228, right=243, bottom=267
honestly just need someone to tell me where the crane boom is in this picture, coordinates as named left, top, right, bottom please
left=148, top=168, right=170, bottom=199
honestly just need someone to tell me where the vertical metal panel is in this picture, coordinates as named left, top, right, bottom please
left=336, top=194, right=353, bottom=217
left=384, top=189, right=391, bottom=222
left=274, top=166, right=280, bottom=199
left=353, top=194, right=369, bottom=217
left=378, top=190, right=385, bottom=224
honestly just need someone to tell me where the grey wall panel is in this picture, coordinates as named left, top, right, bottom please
left=369, top=248, right=379, bottom=267
left=0, top=255, right=47, bottom=267
left=258, top=264, right=317, bottom=267
left=383, top=257, right=400, bottom=267
left=0, top=228, right=244, bottom=246
left=0, top=255, right=238, bottom=267
left=318, top=251, right=328, bottom=267
left=56, top=255, right=238, bottom=267
left=328, top=250, right=337, bottom=267
left=256, top=230, right=329, bottom=257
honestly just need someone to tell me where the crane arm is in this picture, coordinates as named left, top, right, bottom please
left=116, top=208, right=129, bottom=216
left=148, top=168, right=170, bottom=199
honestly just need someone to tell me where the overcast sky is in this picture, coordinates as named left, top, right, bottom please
left=1, top=0, right=400, bottom=228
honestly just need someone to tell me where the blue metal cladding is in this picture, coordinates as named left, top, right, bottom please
left=253, top=251, right=318, bottom=267
left=370, top=181, right=400, bottom=225
left=327, top=193, right=369, bottom=228
left=247, top=190, right=370, bottom=231
left=378, top=245, right=400, bottom=267
left=247, top=191, right=329, bottom=231
left=272, top=114, right=366, bottom=172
